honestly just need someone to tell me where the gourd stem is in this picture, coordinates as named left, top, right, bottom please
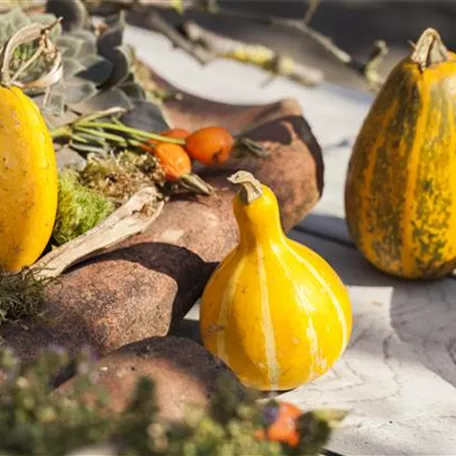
left=227, top=170, right=263, bottom=204
left=411, top=27, right=448, bottom=71
left=0, top=20, right=63, bottom=88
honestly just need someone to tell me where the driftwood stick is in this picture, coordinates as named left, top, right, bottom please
left=145, top=11, right=214, bottom=65
left=83, top=0, right=387, bottom=89
left=182, top=21, right=323, bottom=86
left=33, top=187, right=164, bottom=279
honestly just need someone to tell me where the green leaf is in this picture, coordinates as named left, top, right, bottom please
left=96, top=16, right=125, bottom=60
left=57, top=36, right=85, bottom=58
left=101, top=45, right=132, bottom=89
left=46, top=0, right=88, bottom=32
left=65, top=80, right=98, bottom=104
left=119, top=82, right=146, bottom=100
left=41, top=89, right=66, bottom=117
left=120, top=99, right=169, bottom=132
left=7, top=6, right=29, bottom=29
left=69, top=88, right=134, bottom=114
left=76, top=55, right=113, bottom=85
left=62, top=58, right=86, bottom=78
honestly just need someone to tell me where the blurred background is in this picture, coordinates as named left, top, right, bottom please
left=152, top=0, right=456, bottom=92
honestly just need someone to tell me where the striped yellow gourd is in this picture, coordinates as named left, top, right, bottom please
left=345, top=28, right=456, bottom=279
left=0, top=23, right=59, bottom=272
left=199, top=171, right=352, bottom=391
left=0, top=86, right=58, bottom=272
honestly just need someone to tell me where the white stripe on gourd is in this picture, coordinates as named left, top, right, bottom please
left=256, top=242, right=280, bottom=390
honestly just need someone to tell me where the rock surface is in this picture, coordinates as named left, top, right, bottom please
left=56, top=336, right=245, bottom=421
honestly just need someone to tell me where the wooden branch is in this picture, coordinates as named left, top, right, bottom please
left=182, top=21, right=323, bottom=87
left=85, top=0, right=387, bottom=90
left=33, top=187, right=164, bottom=279
left=202, top=6, right=387, bottom=89
left=303, top=0, right=321, bottom=25
left=143, top=11, right=214, bottom=65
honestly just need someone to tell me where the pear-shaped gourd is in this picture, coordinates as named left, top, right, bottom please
left=345, top=28, right=456, bottom=279
left=200, top=171, right=352, bottom=391
left=0, top=24, right=59, bottom=271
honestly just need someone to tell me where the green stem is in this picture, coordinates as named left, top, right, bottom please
left=51, top=125, right=71, bottom=140
left=76, top=126, right=128, bottom=145
left=73, top=107, right=126, bottom=125
left=84, top=121, right=186, bottom=145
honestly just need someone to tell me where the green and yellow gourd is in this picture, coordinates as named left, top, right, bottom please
left=200, top=171, right=352, bottom=391
left=0, top=24, right=59, bottom=272
left=345, top=28, right=456, bottom=279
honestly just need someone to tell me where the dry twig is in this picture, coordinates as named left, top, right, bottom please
left=85, top=0, right=388, bottom=89
left=33, top=187, right=163, bottom=278
left=182, top=21, right=323, bottom=86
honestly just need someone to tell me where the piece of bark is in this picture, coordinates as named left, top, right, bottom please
left=0, top=87, right=323, bottom=363
left=55, top=336, right=245, bottom=421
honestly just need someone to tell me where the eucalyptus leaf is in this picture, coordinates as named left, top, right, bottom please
left=120, top=99, right=169, bottom=132
left=71, top=29, right=97, bottom=44
left=41, top=90, right=66, bottom=117
left=76, top=54, right=113, bottom=85
left=103, top=9, right=127, bottom=29
left=55, top=144, right=88, bottom=172
left=101, top=45, right=132, bottom=89
left=46, top=0, right=88, bottom=32
left=96, top=21, right=124, bottom=60
left=7, top=7, right=28, bottom=29
left=57, top=36, right=85, bottom=58
left=62, top=58, right=87, bottom=78
left=69, top=88, right=134, bottom=114
left=65, top=80, right=98, bottom=104
left=119, top=82, right=146, bottom=100
left=45, top=110, right=81, bottom=130
left=80, top=38, right=96, bottom=55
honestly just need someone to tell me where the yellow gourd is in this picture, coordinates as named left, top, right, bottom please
left=200, top=171, right=352, bottom=391
left=345, top=28, right=456, bottom=279
left=0, top=24, right=59, bottom=271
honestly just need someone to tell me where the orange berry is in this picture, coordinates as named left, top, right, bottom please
left=184, top=126, right=235, bottom=166
left=161, top=128, right=191, bottom=139
left=146, top=128, right=191, bottom=147
left=152, top=142, right=192, bottom=181
left=257, top=402, right=302, bottom=448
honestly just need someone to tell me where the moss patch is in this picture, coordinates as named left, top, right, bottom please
left=78, top=151, right=165, bottom=205
left=52, top=170, right=115, bottom=247
left=0, top=268, right=54, bottom=326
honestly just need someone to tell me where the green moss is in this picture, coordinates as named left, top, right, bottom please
left=52, top=170, right=115, bottom=247
left=0, top=347, right=338, bottom=456
left=78, top=150, right=164, bottom=205
left=0, top=268, right=54, bottom=327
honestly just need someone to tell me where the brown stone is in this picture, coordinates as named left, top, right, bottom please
left=56, top=336, right=245, bottom=422
left=0, top=70, right=323, bottom=363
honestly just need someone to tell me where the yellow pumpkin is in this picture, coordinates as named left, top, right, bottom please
left=0, top=25, right=59, bottom=272
left=345, top=28, right=456, bottom=279
left=199, top=171, right=352, bottom=391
